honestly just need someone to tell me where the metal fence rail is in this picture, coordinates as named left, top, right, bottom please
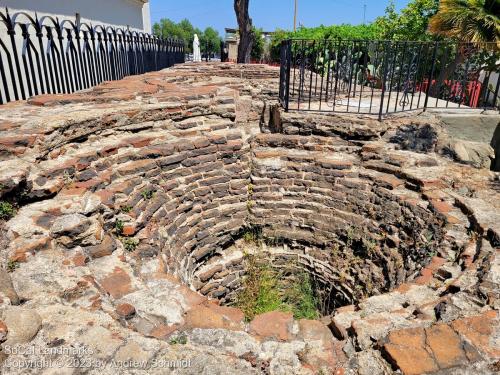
left=0, top=8, right=185, bottom=104
left=279, top=39, right=500, bottom=119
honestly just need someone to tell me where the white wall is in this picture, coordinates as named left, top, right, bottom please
left=0, top=1, right=155, bottom=103
left=142, top=1, right=151, bottom=34
left=1, top=0, right=150, bottom=31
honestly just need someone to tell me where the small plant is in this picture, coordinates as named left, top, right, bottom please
left=115, top=219, right=124, bottom=235
left=282, top=272, right=319, bottom=320
left=141, top=190, right=155, bottom=200
left=235, top=255, right=283, bottom=321
left=63, top=170, right=74, bottom=186
left=338, top=271, right=347, bottom=284
left=247, top=183, right=254, bottom=195
left=423, top=230, right=434, bottom=243
left=120, top=205, right=132, bottom=213
left=246, top=200, right=255, bottom=213
left=243, top=231, right=256, bottom=243
left=365, top=280, right=373, bottom=293
left=169, top=333, right=187, bottom=345
left=331, top=243, right=341, bottom=257
left=427, top=249, right=437, bottom=258
left=122, top=238, right=139, bottom=252
left=362, top=239, right=378, bottom=259
left=235, top=254, right=319, bottom=321
left=0, top=201, right=15, bottom=220
left=242, top=226, right=261, bottom=243
left=7, top=259, right=19, bottom=273
left=346, top=227, right=355, bottom=248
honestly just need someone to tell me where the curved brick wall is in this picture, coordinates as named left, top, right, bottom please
left=3, top=97, right=448, bottom=310
left=1, top=64, right=499, bottom=375
left=188, top=133, right=448, bottom=310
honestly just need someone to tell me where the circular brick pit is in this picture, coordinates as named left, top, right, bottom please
left=181, top=134, right=443, bottom=315
left=1, top=64, right=498, bottom=374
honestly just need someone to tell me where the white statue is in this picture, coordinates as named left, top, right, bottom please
left=193, top=34, right=201, bottom=62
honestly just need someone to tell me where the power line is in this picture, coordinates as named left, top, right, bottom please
left=294, top=0, right=298, bottom=31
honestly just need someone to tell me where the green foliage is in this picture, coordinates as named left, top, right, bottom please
left=270, top=23, right=381, bottom=61
left=200, top=26, right=222, bottom=54
left=242, top=225, right=261, bottom=243
left=235, top=254, right=319, bottom=321
left=153, top=18, right=221, bottom=54
left=246, top=200, right=255, bottom=213
left=0, top=201, right=15, bottom=220
left=237, top=257, right=282, bottom=320
left=141, top=190, right=155, bottom=200
left=243, top=231, right=257, bottom=243
left=374, top=0, right=440, bottom=41
left=153, top=18, right=198, bottom=52
left=269, top=29, right=290, bottom=61
left=268, top=0, right=445, bottom=62
left=115, top=219, right=124, bottom=235
left=122, top=238, right=139, bottom=252
left=428, top=0, right=500, bottom=45
left=7, top=259, right=19, bottom=273
left=282, top=272, right=319, bottom=320
left=294, top=23, right=381, bottom=40
left=120, top=205, right=132, bottom=213
left=251, top=27, right=265, bottom=61
left=169, top=333, right=187, bottom=345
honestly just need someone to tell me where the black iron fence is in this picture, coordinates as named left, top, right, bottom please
left=279, top=39, right=500, bottom=119
left=0, top=8, right=185, bottom=104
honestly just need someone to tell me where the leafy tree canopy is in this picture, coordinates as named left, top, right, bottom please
left=153, top=18, right=222, bottom=53
left=374, top=0, right=440, bottom=41
left=201, top=27, right=222, bottom=52
left=269, top=23, right=380, bottom=61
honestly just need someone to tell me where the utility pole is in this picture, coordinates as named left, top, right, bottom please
left=294, top=0, right=298, bottom=31
left=363, top=3, right=367, bottom=25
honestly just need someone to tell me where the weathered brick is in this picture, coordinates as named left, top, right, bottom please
left=117, top=159, right=157, bottom=176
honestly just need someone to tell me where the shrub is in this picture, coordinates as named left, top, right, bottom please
left=0, top=201, right=15, bottom=220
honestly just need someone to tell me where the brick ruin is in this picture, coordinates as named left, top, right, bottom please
left=0, top=63, right=499, bottom=374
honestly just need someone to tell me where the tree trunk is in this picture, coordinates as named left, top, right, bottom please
left=234, top=0, right=254, bottom=63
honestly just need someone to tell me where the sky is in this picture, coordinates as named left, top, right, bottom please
left=149, top=0, right=411, bottom=36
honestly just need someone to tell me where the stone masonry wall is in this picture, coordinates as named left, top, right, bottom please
left=0, top=63, right=498, bottom=375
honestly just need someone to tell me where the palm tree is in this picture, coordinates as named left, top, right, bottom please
left=427, top=0, right=499, bottom=99
left=429, top=0, right=499, bottom=47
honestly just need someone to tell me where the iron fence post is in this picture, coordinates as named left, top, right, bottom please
left=378, top=41, right=390, bottom=121
left=493, top=73, right=500, bottom=109
left=285, top=39, right=292, bottom=112
left=423, top=41, right=438, bottom=111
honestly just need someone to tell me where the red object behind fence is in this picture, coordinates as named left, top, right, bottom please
left=416, top=79, right=482, bottom=107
